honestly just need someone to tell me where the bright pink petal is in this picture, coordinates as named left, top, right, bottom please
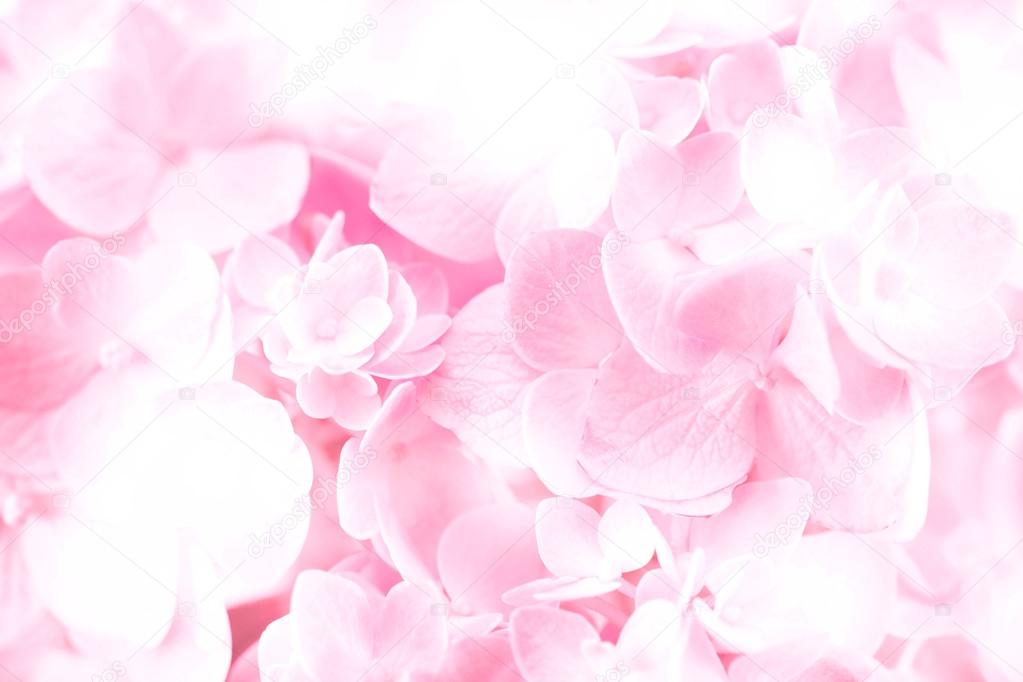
left=0, top=268, right=97, bottom=410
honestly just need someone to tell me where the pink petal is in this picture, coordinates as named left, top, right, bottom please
left=672, top=254, right=808, bottom=367
left=707, top=41, right=787, bottom=132
left=320, top=244, right=390, bottom=309
left=149, top=142, right=310, bottom=253
left=615, top=600, right=685, bottom=674
left=368, top=346, right=446, bottom=380
left=613, top=130, right=742, bottom=238
left=290, top=571, right=374, bottom=678
left=398, top=314, right=451, bottom=353
left=370, top=271, right=418, bottom=364
left=505, top=229, right=622, bottom=371
left=166, top=39, right=287, bottom=148
left=828, top=322, right=908, bottom=424
left=437, top=503, right=546, bottom=616
left=398, top=263, right=450, bottom=315
left=0, top=268, right=97, bottom=410
left=611, top=129, right=686, bottom=240
left=534, top=498, right=604, bottom=578
left=370, top=141, right=503, bottom=263
left=522, top=369, right=599, bottom=496
left=909, top=202, right=1016, bottom=309
left=421, top=285, right=541, bottom=467
left=597, top=501, right=660, bottom=573
left=226, top=235, right=300, bottom=309
left=334, top=297, right=394, bottom=356
left=578, top=344, right=758, bottom=506
left=373, top=582, right=447, bottom=676
left=757, top=376, right=929, bottom=536
left=495, top=176, right=559, bottom=266
left=689, top=478, right=813, bottom=575
left=370, top=385, right=496, bottom=584
left=633, top=76, right=703, bottom=145
left=874, top=295, right=1010, bottom=370
left=510, top=606, right=598, bottom=682
left=336, top=437, right=383, bottom=541
left=772, top=294, right=840, bottom=412
left=24, top=75, right=167, bottom=236
left=674, top=131, right=745, bottom=226
left=436, top=633, right=520, bottom=682
left=602, top=235, right=714, bottom=374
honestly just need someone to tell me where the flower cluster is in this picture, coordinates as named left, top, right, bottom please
left=0, top=0, right=1022, bottom=680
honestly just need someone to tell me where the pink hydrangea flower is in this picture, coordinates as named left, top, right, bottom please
left=228, top=213, right=450, bottom=430
left=259, top=564, right=519, bottom=682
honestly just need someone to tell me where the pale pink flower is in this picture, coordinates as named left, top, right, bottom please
left=229, top=213, right=449, bottom=430
left=259, top=564, right=520, bottom=682
left=22, top=5, right=309, bottom=252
